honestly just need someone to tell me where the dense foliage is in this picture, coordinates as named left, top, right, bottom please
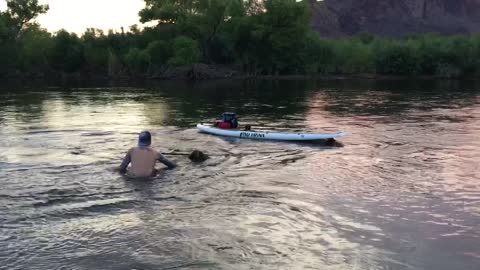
left=1, top=0, right=480, bottom=78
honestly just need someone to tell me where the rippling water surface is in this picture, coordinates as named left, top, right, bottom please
left=0, top=80, right=479, bottom=270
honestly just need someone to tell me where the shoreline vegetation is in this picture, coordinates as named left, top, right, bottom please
left=2, top=0, right=480, bottom=81
left=6, top=67, right=480, bottom=82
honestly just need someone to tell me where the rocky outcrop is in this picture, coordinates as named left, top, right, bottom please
left=310, top=0, right=480, bottom=37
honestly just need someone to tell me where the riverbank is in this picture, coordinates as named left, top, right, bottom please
left=3, top=64, right=480, bottom=82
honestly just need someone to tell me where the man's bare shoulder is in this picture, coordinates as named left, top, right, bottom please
left=132, top=146, right=159, bottom=154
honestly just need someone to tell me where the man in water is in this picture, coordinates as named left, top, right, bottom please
left=119, top=131, right=177, bottom=177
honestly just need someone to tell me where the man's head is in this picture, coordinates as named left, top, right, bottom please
left=138, top=131, right=152, bottom=147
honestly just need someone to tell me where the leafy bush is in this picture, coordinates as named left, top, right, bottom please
left=168, top=36, right=201, bottom=66
left=124, top=47, right=149, bottom=73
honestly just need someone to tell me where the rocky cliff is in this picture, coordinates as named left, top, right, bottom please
left=310, top=0, right=480, bottom=37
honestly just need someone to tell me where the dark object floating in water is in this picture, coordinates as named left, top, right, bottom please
left=189, top=150, right=209, bottom=163
left=290, top=206, right=302, bottom=212
left=71, top=150, right=85, bottom=155
left=325, top=138, right=344, bottom=147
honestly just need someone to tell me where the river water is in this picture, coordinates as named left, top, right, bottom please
left=0, top=79, right=479, bottom=270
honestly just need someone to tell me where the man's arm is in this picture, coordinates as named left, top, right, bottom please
left=158, top=153, right=177, bottom=169
left=119, top=149, right=132, bottom=174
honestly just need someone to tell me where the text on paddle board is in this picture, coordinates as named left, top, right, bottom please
left=240, top=132, right=266, bottom=138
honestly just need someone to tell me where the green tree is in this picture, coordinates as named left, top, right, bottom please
left=230, top=16, right=259, bottom=74
left=140, top=0, right=246, bottom=62
left=473, top=35, right=480, bottom=75
left=250, top=0, right=311, bottom=74
left=18, top=24, right=52, bottom=71
left=374, top=41, right=420, bottom=75
left=49, top=30, right=84, bottom=73
left=0, top=35, right=17, bottom=73
left=0, top=15, right=8, bottom=40
left=168, top=36, right=201, bottom=66
left=82, top=29, right=109, bottom=73
left=0, top=0, right=49, bottom=73
left=124, top=47, right=149, bottom=73
left=3, top=0, right=49, bottom=38
left=139, top=0, right=196, bottom=24
left=450, top=36, right=476, bottom=76
left=146, top=40, right=170, bottom=67
left=302, top=33, right=335, bottom=74
left=331, top=39, right=373, bottom=74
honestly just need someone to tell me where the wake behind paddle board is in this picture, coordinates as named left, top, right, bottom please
left=196, top=124, right=346, bottom=141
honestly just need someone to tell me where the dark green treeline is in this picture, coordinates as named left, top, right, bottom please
left=1, top=0, right=480, bottom=78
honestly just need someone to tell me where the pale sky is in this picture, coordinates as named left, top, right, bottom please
left=0, top=0, right=146, bottom=34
